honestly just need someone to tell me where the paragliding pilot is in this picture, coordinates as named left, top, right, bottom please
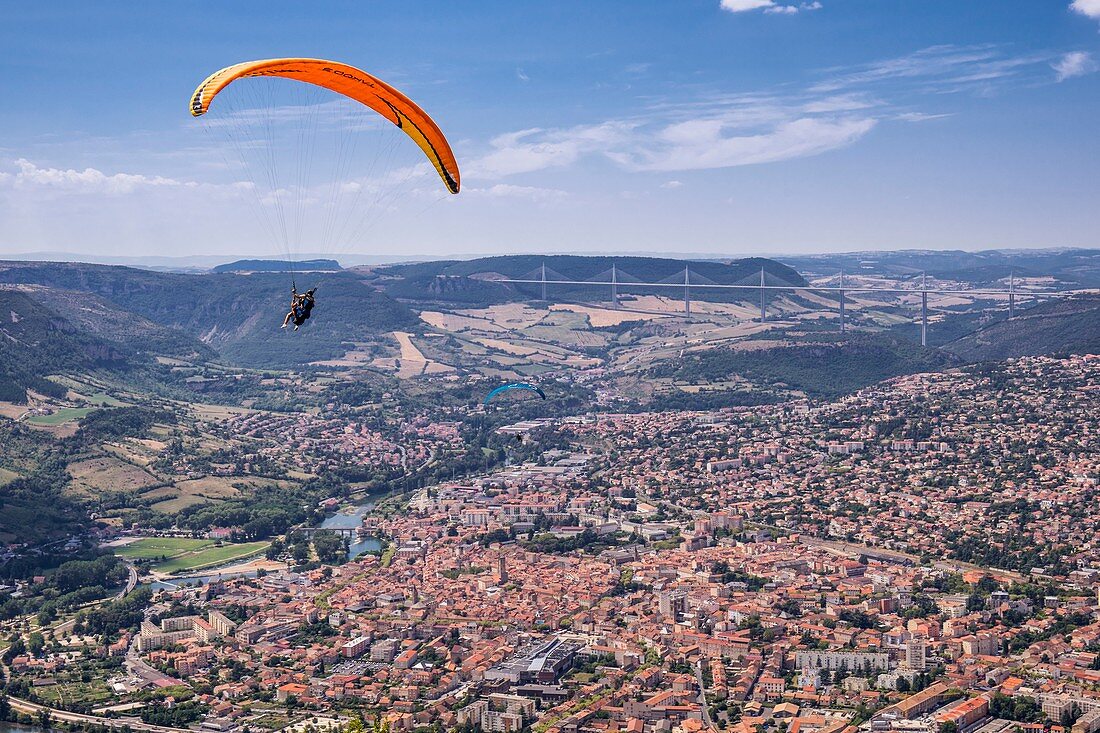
left=281, top=286, right=316, bottom=331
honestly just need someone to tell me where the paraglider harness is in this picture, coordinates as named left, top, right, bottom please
left=283, top=283, right=316, bottom=331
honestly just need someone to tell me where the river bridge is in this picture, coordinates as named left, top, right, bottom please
left=291, top=526, right=361, bottom=539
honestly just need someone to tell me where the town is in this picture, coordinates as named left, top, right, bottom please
left=3, top=354, right=1099, bottom=733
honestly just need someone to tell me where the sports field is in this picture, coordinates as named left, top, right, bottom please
left=154, top=541, right=269, bottom=574
left=114, top=537, right=214, bottom=560
left=114, top=537, right=269, bottom=574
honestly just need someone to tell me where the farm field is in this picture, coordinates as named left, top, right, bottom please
left=67, top=455, right=162, bottom=496
left=33, top=678, right=115, bottom=708
left=25, top=406, right=95, bottom=425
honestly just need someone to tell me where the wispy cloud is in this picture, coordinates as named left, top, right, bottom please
left=1053, top=51, right=1097, bottom=81
left=468, top=44, right=1066, bottom=180
left=810, top=45, right=1051, bottom=95
left=612, top=117, right=874, bottom=171
left=466, top=183, right=568, bottom=203
left=894, top=112, right=952, bottom=122
left=516, top=68, right=530, bottom=82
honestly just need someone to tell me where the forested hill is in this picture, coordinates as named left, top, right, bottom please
left=212, top=259, right=341, bottom=273
left=376, top=254, right=806, bottom=306
left=943, top=296, right=1100, bottom=362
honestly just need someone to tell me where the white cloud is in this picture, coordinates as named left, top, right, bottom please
left=1070, top=0, right=1100, bottom=19
left=660, top=180, right=684, bottom=189
left=1053, top=51, right=1097, bottom=81
left=516, top=68, right=530, bottom=82
left=766, top=2, right=821, bottom=14
left=469, top=123, right=634, bottom=178
left=5, top=158, right=187, bottom=194
left=721, top=0, right=821, bottom=14
left=720, top=0, right=775, bottom=11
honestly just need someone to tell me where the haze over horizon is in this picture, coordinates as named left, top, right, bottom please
left=2, top=1, right=1099, bottom=258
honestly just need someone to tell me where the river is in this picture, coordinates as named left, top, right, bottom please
left=1, top=723, right=49, bottom=733
left=315, top=493, right=385, bottom=559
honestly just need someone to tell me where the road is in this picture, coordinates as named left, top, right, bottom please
left=7, top=692, right=192, bottom=733
left=695, top=660, right=712, bottom=727
left=121, top=560, right=139, bottom=597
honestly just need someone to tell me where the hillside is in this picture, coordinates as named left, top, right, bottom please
left=649, top=332, right=961, bottom=400
left=943, top=296, right=1100, bottom=362
left=0, top=262, right=420, bottom=368
left=0, top=289, right=138, bottom=402
left=22, top=285, right=212, bottom=360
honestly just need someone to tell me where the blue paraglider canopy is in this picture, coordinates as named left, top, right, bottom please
left=483, top=382, right=547, bottom=406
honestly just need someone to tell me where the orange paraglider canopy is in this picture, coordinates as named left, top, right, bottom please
left=190, top=58, right=460, bottom=194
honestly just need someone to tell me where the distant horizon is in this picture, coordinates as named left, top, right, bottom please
left=3, top=243, right=1098, bottom=272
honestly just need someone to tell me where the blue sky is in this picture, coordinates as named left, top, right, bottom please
left=1, top=0, right=1098, bottom=259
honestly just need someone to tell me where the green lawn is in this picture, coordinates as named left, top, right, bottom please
left=25, top=407, right=95, bottom=425
left=114, top=537, right=214, bottom=560
left=155, top=541, right=270, bottom=574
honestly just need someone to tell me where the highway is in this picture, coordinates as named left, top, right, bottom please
left=122, top=560, right=139, bottom=597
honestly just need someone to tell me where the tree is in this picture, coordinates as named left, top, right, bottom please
left=2, top=636, right=25, bottom=664
left=26, top=632, right=45, bottom=656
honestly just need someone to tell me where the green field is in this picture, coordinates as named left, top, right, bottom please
left=114, top=537, right=214, bottom=560
left=25, top=406, right=95, bottom=425
left=88, top=392, right=125, bottom=406
left=155, top=541, right=270, bottom=574
left=114, top=537, right=269, bottom=574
